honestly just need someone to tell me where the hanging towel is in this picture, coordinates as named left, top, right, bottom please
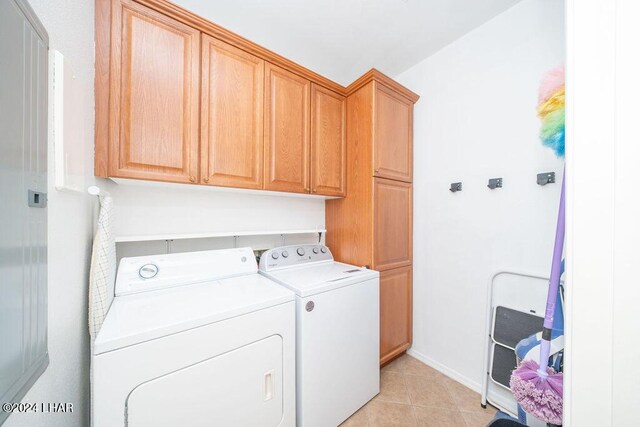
left=88, top=191, right=116, bottom=339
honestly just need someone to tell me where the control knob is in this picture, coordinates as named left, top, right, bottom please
left=139, top=264, right=159, bottom=279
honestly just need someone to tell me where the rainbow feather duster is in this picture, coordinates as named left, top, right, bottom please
left=537, top=66, right=565, bottom=158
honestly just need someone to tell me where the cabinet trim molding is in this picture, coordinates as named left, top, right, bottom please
left=347, top=68, right=419, bottom=104
left=119, top=0, right=345, bottom=94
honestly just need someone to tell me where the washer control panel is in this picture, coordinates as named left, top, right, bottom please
left=259, top=244, right=333, bottom=271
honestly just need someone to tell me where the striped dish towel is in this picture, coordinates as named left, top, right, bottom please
left=88, top=191, right=116, bottom=339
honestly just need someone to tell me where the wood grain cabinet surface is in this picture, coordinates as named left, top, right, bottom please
left=200, top=36, right=264, bottom=189
left=264, top=63, right=311, bottom=193
left=373, top=178, right=413, bottom=271
left=379, top=266, right=413, bottom=365
left=325, top=72, right=418, bottom=365
left=96, top=0, right=356, bottom=197
left=107, top=0, right=200, bottom=183
left=310, top=84, right=346, bottom=197
left=374, top=83, right=413, bottom=183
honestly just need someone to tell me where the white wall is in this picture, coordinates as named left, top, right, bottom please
left=395, top=0, right=565, bottom=390
left=108, top=180, right=326, bottom=261
left=103, top=180, right=325, bottom=245
left=5, top=0, right=96, bottom=426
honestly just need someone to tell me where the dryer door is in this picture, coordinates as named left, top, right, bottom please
left=127, top=335, right=283, bottom=427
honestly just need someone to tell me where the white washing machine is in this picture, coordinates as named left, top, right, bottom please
left=92, top=247, right=295, bottom=427
left=259, top=244, right=380, bottom=427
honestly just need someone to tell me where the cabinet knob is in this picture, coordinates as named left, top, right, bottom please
left=189, top=176, right=196, bottom=183
left=203, top=177, right=209, bottom=183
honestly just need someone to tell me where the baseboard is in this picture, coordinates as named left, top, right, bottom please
left=406, top=348, right=482, bottom=393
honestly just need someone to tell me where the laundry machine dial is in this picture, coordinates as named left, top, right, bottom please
left=139, top=264, right=159, bottom=279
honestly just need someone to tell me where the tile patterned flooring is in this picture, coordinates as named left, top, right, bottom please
left=340, top=354, right=498, bottom=427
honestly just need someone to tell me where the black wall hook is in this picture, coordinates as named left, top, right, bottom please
left=537, top=172, right=555, bottom=186
left=487, top=178, right=503, bottom=189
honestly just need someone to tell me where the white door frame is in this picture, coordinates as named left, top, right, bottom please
left=565, top=0, right=640, bottom=425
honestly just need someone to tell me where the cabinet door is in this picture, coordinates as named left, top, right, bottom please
left=310, top=84, right=346, bottom=197
left=264, top=63, right=310, bottom=193
left=380, top=266, right=413, bottom=365
left=373, top=178, right=412, bottom=271
left=109, top=0, right=200, bottom=183
left=373, top=83, right=413, bottom=182
left=201, top=36, right=264, bottom=189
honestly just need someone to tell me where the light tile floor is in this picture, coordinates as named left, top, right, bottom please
left=340, top=354, right=498, bottom=427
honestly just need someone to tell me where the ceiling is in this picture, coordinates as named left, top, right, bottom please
left=174, top=0, right=523, bottom=86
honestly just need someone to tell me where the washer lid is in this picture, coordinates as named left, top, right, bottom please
left=94, top=274, right=294, bottom=354
left=261, top=262, right=379, bottom=297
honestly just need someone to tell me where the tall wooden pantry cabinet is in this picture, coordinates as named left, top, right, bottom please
left=326, top=70, right=418, bottom=365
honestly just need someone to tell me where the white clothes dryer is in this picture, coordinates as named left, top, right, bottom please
left=92, top=247, right=295, bottom=427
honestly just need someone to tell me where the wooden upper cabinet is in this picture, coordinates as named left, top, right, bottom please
left=201, top=36, right=264, bottom=189
left=264, top=63, right=311, bottom=193
left=379, top=266, right=413, bottom=364
left=373, top=83, right=413, bottom=183
left=373, top=178, right=413, bottom=271
left=108, top=0, right=200, bottom=183
left=310, top=85, right=346, bottom=197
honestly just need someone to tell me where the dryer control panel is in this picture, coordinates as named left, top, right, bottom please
left=259, top=244, right=333, bottom=272
left=115, top=247, right=257, bottom=296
